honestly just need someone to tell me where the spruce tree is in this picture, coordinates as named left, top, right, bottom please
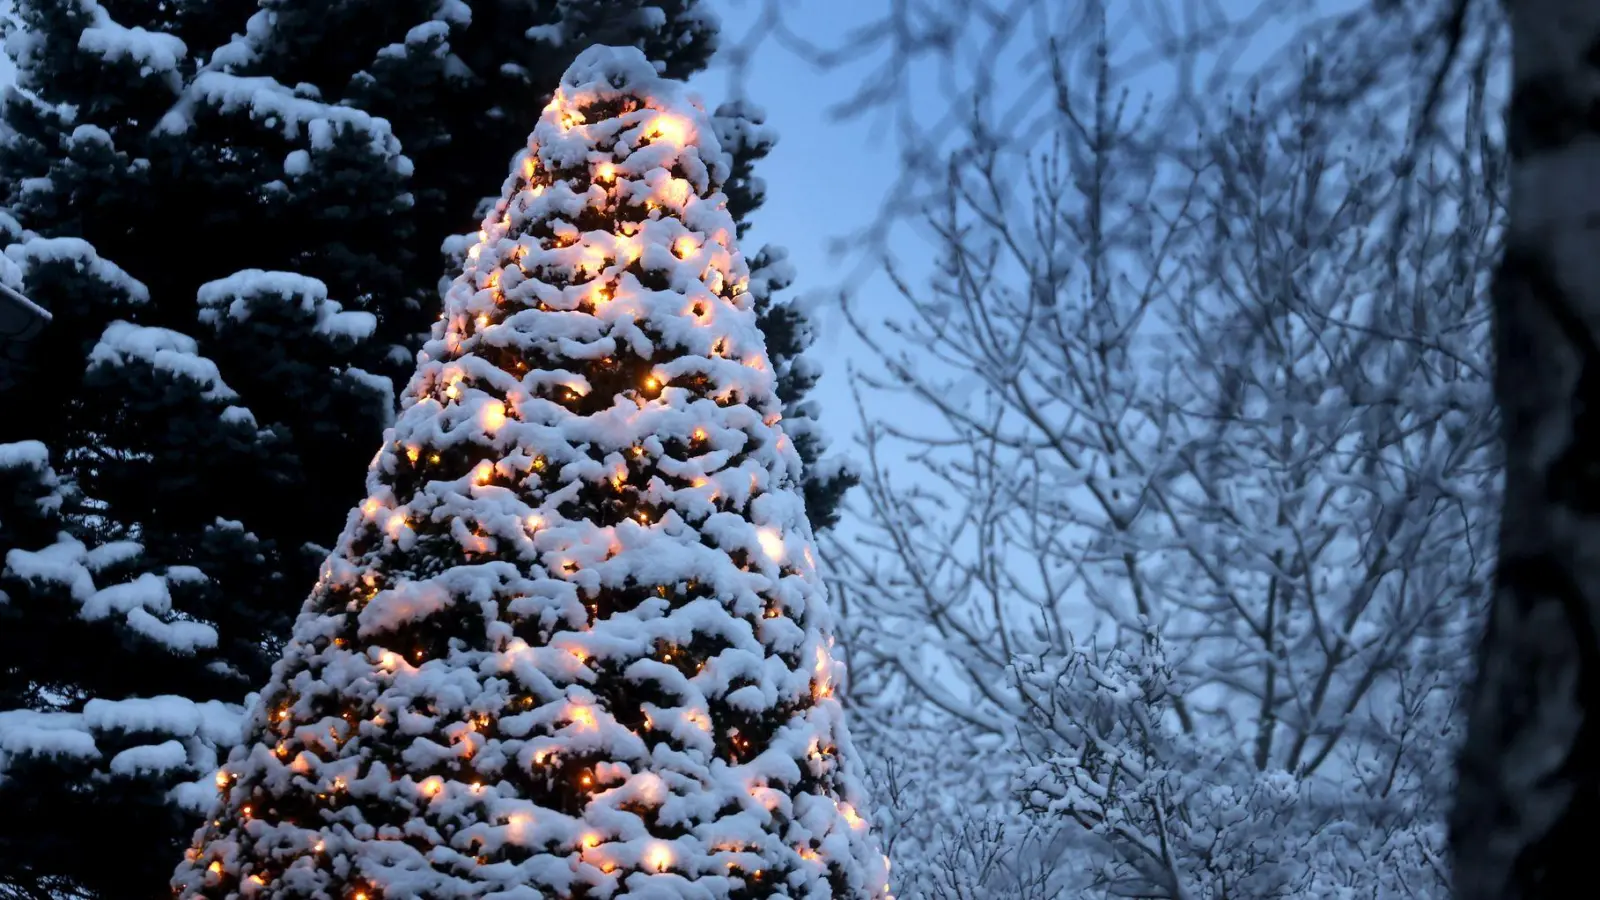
left=174, top=47, right=889, bottom=900
left=0, top=1, right=415, bottom=894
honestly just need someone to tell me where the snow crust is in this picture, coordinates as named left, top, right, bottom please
left=89, top=321, right=237, bottom=402
left=197, top=269, right=377, bottom=341
left=4, top=535, right=220, bottom=653
left=4, top=235, right=150, bottom=304
left=77, top=0, right=187, bottom=77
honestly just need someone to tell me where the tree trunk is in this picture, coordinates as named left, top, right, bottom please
left=1452, top=2, right=1600, bottom=896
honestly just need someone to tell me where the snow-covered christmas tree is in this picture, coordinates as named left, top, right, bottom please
left=174, top=46, right=890, bottom=900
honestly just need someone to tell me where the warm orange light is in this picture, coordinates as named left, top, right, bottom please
left=474, top=461, right=494, bottom=485
left=841, top=803, right=866, bottom=829
left=570, top=647, right=587, bottom=663
left=582, top=833, right=601, bottom=849
left=757, top=528, right=785, bottom=562
left=405, top=446, right=420, bottom=463
left=691, top=477, right=708, bottom=489
left=596, top=162, right=616, bottom=182
left=571, top=706, right=596, bottom=729
left=674, top=236, right=698, bottom=259
left=650, top=115, right=688, bottom=145
left=215, top=771, right=230, bottom=787
left=482, top=400, right=507, bottom=431
left=476, top=314, right=490, bottom=329
left=362, top=498, right=381, bottom=518
left=643, top=375, right=660, bottom=391
left=692, top=427, right=708, bottom=442
left=523, top=156, right=537, bottom=179
left=249, top=874, right=266, bottom=886
left=208, top=861, right=223, bottom=876
left=526, top=514, right=544, bottom=531
left=579, top=773, right=594, bottom=787
left=420, top=776, right=444, bottom=797
left=799, top=847, right=820, bottom=862
left=646, top=843, right=673, bottom=872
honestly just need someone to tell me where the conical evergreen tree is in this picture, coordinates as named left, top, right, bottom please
left=0, top=1, right=416, bottom=894
left=174, top=47, right=889, bottom=900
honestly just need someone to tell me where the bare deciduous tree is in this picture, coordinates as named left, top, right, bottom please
left=827, top=24, right=1501, bottom=897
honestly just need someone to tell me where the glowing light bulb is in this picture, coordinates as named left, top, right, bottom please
left=208, top=861, right=223, bottom=876
left=215, top=771, right=230, bottom=788
left=571, top=706, right=596, bottom=729
left=647, top=843, right=673, bottom=872
left=692, top=427, right=707, bottom=442
left=526, top=514, right=544, bottom=531
left=482, top=400, right=507, bottom=431
left=841, top=803, right=866, bottom=829
left=420, top=776, right=444, bottom=797
left=757, top=528, right=785, bottom=562
left=643, top=375, right=660, bottom=391
left=405, top=446, right=420, bottom=463
left=582, top=833, right=601, bottom=849
left=362, top=498, right=381, bottom=518
left=650, top=115, right=688, bottom=145
left=597, top=162, right=616, bottom=182
left=474, top=461, right=494, bottom=485
left=674, top=236, right=697, bottom=259
left=476, top=314, right=490, bottom=329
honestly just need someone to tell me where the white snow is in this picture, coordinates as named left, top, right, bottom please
left=197, top=269, right=376, bottom=342
left=283, top=148, right=311, bottom=176
left=108, top=740, right=188, bottom=775
left=3, top=538, right=221, bottom=654
left=5, top=236, right=150, bottom=304
left=89, top=322, right=238, bottom=401
left=77, top=1, right=187, bottom=76
left=0, top=710, right=99, bottom=763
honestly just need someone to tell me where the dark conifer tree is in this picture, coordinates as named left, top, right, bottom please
left=0, top=1, right=413, bottom=894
